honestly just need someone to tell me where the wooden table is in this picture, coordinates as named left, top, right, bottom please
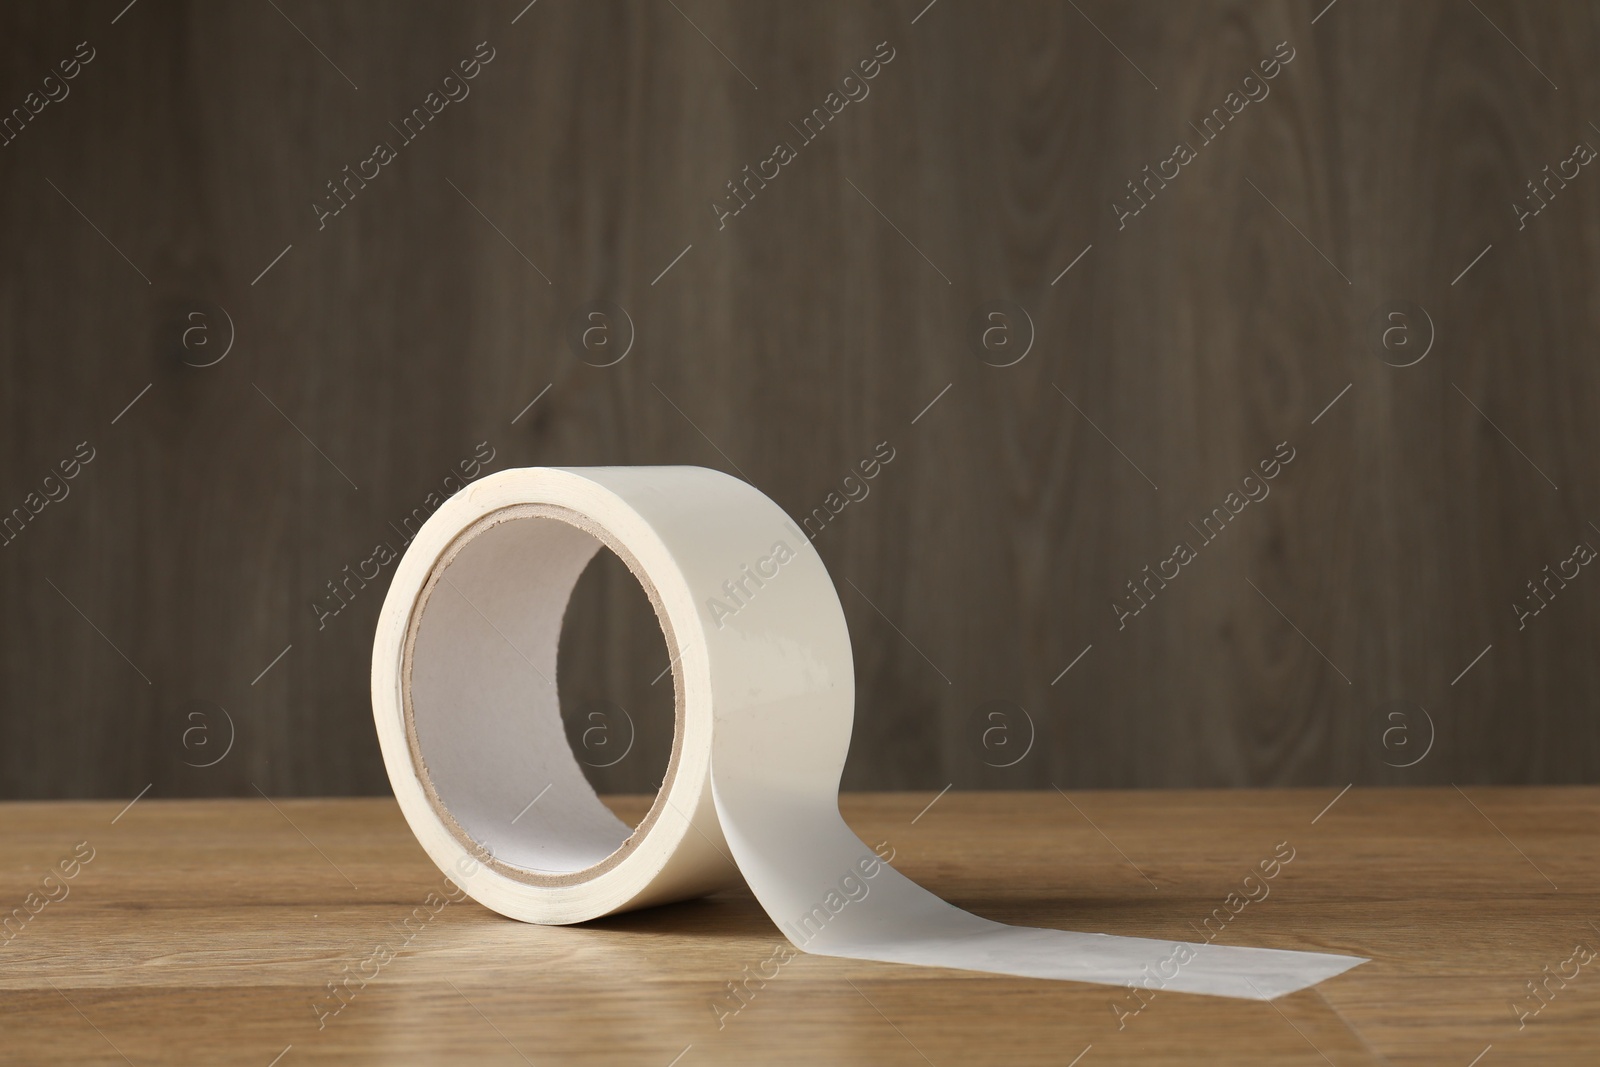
left=2, top=789, right=1594, bottom=1065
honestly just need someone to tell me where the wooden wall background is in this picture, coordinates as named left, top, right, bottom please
left=2, top=0, right=1597, bottom=799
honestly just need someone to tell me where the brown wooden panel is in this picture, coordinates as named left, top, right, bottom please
left=0, top=1, right=1597, bottom=797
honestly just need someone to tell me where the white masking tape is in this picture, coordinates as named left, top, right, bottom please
left=372, top=466, right=1364, bottom=998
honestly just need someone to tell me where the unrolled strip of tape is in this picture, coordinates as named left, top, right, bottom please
left=371, top=466, right=1364, bottom=998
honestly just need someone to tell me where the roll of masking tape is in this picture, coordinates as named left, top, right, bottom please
left=372, top=466, right=1363, bottom=998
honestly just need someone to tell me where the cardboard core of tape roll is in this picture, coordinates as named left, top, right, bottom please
left=400, top=503, right=688, bottom=890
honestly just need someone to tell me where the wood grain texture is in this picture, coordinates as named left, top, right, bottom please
left=2, top=789, right=1596, bottom=1065
left=1, top=1, right=1599, bottom=798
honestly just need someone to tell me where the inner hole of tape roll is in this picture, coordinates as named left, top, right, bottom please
left=405, top=509, right=678, bottom=879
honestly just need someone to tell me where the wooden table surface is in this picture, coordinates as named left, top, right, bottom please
left=2, top=788, right=1595, bottom=1066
